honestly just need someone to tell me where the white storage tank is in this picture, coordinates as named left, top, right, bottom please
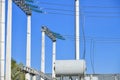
left=55, top=60, right=86, bottom=75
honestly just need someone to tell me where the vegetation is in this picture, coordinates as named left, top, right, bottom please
left=11, top=58, right=25, bottom=80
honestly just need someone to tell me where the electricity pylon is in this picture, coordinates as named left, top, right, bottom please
left=41, top=26, right=65, bottom=80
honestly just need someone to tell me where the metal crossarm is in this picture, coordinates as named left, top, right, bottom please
left=13, top=0, right=44, bottom=15
left=41, top=26, right=65, bottom=42
left=12, top=0, right=32, bottom=15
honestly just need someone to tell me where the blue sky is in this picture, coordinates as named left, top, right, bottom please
left=5, top=0, right=120, bottom=74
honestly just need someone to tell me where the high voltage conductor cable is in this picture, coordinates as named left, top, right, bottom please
left=81, top=11, right=120, bottom=14
left=31, top=0, right=75, bottom=12
left=26, top=0, right=76, bottom=14
left=25, top=1, right=120, bottom=13
left=47, top=13, right=120, bottom=16
left=43, top=8, right=75, bottom=12
left=84, top=15, right=120, bottom=18
left=92, top=40, right=95, bottom=74
left=62, top=36, right=120, bottom=42
left=81, top=6, right=120, bottom=8
left=24, top=2, right=120, bottom=8
left=27, top=2, right=120, bottom=16
left=45, top=12, right=74, bottom=16
left=63, top=35, right=120, bottom=40
left=33, top=1, right=74, bottom=7
left=81, top=15, right=86, bottom=59
left=90, top=39, right=95, bottom=74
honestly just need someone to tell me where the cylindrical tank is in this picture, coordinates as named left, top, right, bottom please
left=55, top=60, right=86, bottom=75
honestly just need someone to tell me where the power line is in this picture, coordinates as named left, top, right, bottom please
left=44, top=8, right=75, bottom=12
left=90, top=39, right=95, bottom=74
left=85, top=15, right=120, bottom=18
left=43, top=11, right=120, bottom=16
left=45, top=12, right=74, bottom=16
left=27, top=0, right=120, bottom=9
left=81, top=11, right=120, bottom=14
left=81, top=6, right=120, bottom=9
left=42, top=11, right=120, bottom=16
left=26, top=0, right=120, bottom=16
left=92, top=40, right=95, bottom=74
left=81, top=16, right=86, bottom=59
left=26, top=0, right=120, bottom=13
left=62, top=35, right=120, bottom=43
left=33, top=1, right=74, bottom=7
left=44, top=6, right=120, bottom=13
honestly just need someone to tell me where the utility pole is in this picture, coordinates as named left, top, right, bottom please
left=41, top=27, right=46, bottom=80
left=41, top=26, right=65, bottom=80
left=0, top=0, right=5, bottom=79
left=75, top=0, right=80, bottom=60
left=6, top=0, right=32, bottom=80
left=52, top=41, right=56, bottom=79
left=5, top=0, right=12, bottom=80
left=10, top=0, right=32, bottom=80
left=26, top=15, right=31, bottom=80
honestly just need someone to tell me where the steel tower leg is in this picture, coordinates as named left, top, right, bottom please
left=26, top=15, right=31, bottom=80
left=0, top=0, right=5, bottom=79
left=5, top=0, right=12, bottom=79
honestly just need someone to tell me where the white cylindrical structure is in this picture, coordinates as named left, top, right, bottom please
left=41, top=30, right=45, bottom=80
left=0, top=0, right=5, bottom=80
left=55, top=60, right=86, bottom=75
left=114, top=75, right=117, bottom=80
left=5, top=0, right=12, bottom=79
left=85, top=76, right=98, bottom=80
left=33, top=76, right=36, bottom=80
left=25, top=15, right=31, bottom=80
left=75, top=0, right=80, bottom=60
left=52, top=41, right=56, bottom=78
left=0, top=0, right=5, bottom=79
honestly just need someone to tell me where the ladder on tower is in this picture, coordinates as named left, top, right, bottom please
left=19, top=66, right=53, bottom=80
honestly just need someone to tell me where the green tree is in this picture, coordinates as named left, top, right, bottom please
left=11, top=58, right=25, bottom=80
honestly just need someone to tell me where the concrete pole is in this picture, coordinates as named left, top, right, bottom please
left=75, top=0, right=80, bottom=60
left=52, top=41, right=56, bottom=79
left=114, top=75, right=117, bottom=80
left=33, top=75, right=36, bottom=80
left=0, top=0, right=5, bottom=79
left=5, top=0, right=12, bottom=79
left=25, top=15, right=31, bottom=80
left=41, top=30, right=45, bottom=80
